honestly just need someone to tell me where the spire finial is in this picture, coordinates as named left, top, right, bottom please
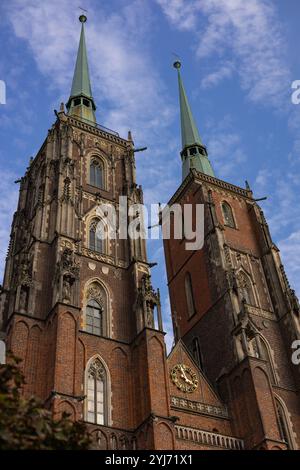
left=79, top=7, right=88, bottom=23
left=79, top=14, right=87, bottom=23
left=173, top=60, right=181, bottom=70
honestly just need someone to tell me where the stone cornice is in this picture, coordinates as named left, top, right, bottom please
left=167, top=169, right=253, bottom=207
left=66, top=115, right=129, bottom=147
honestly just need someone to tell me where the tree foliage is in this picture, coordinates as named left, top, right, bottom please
left=0, top=355, right=91, bottom=450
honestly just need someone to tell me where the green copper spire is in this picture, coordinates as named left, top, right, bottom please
left=173, top=60, right=215, bottom=180
left=66, top=15, right=96, bottom=124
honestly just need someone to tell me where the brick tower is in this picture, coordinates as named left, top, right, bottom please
left=0, top=15, right=174, bottom=450
left=162, top=60, right=300, bottom=450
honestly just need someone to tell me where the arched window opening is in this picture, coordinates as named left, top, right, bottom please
left=247, top=336, right=260, bottom=358
left=260, top=337, right=277, bottom=384
left=237, top=271, right=255, bottom=306
left=185, top=272, right=196, bottom=318
left=89, top=219, right=106, bottom=254
left=90, top=158, right=104, bottom=188
left=86, top=299, right=103, bottom=336
left=84, top=281, right=108, bottom=337
left=222, top=202, right=235, bottom=228
left=86, top=358, right=107, bottom=425
left=276, top=399, right=292, bottom=449
left=247, top=334, right=277, bottom=384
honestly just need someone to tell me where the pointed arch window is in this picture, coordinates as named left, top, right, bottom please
left=185, top=272, right=196, bottom=318
left=222, top=202, right=235, bottom=228
left=191, top=337, right=203, bottom=369
left=90, top=158, right=104, bottom=188
left=237, top=271, right=255, bottom=306
left=86, top=299, right=103, bottom=336
left=86, top=358, right=107, bottom=425
left=89, top=219, right=106, bottom=253
left=275, top=399, right=293, bottom=449
left=247, top=334, right=277, bottom=384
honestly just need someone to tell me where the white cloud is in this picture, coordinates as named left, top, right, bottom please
left=254, top=169, right=300, bottom=236
left=157, top=0, right=291, bottom=108
left=204, top=116, right=248, bottom=180
left=201, top=61, right=234, bottom=89
left=156, top=0, right=199, bottom=31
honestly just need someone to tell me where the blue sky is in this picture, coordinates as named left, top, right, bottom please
left=1, top=0, right=300, bottom=350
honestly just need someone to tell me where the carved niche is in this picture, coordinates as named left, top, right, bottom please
left=55, top=248, right=80, bottom=305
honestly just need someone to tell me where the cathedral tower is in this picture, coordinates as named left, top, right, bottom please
left=0, top=16, right=173, bottom=449
left=162, top=61, right=300, bottom=450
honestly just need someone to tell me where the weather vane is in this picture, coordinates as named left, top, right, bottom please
left=79, top=7, right=88, bottom=22
left=172, top=52, right=181, bottom=69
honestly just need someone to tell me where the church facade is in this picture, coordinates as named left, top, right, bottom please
left=0, top=16, right=300, bottom=450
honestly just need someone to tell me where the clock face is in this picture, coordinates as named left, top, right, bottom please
left=170, top=363, right=198, bottom=393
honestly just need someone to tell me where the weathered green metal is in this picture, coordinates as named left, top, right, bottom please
left=66, top=15, right=96, bottom=123
left=174, top=61, right=215, bottom=180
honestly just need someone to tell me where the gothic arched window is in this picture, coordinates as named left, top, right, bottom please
left=275, top=399, right=293, bottom=449
left=86, top=299, right=103, bottom=336
left=84, top=282, right=109, bottom=337
left=237, top=271, right=255, bottom=305
left=222, top=202, right=235, bottom=228
left=247, top=334, right=277, bottom=384
left=90, top=158, right=104, bottom=188
left=89, top=219, right=106, bottom=253
left=86, top=358, right=107, bottom=425
left=185, top=272, right=196, bottom=318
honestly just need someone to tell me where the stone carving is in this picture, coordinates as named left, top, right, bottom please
left=113, top=268, right=122, bottom=280
left=223, top=244, right=232, bottom=269
left=87, top=283, right=104, bottom=307
left=62, top=275, right=72, bottom=302
left=19, top=286, right=28, bottom=312
left=62, top=177, right=71, bottom=202
left=171, top=396, right=228, bottom=418
left=18, top=259, right=33, bottom=287
left=226, top=269, right=238, bottom=293
left=62, top=157, right=75, bottom=176
left=54, top=248, right=80, bottom=305
left=137, top=274, right=161, bottom=329
left=88, top=358, right=105, bottom=380
left=60, top=248, right=80, bottom=278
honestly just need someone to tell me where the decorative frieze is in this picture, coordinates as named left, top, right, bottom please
left=246, top=304, right=275, bottom=320
left=80, top=246, right=126, bottom=268
left=171, top=396, right=229, bottom=418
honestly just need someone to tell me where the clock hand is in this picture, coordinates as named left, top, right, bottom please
left=181, top=374, right=193, bottom=385
left=179, top=365, right=193, bottom=385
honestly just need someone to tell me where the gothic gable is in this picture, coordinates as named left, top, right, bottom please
left=167, top=340, right=226, bottom=410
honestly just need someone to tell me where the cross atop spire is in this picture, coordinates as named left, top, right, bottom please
left=173, top=61, right=215, bottom=180
left=66, top=15, right=96, bottom=124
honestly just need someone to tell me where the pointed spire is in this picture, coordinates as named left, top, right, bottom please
left=173, top=60, right=215, bottom=180
left=66, top=15, right=96, bottom=124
